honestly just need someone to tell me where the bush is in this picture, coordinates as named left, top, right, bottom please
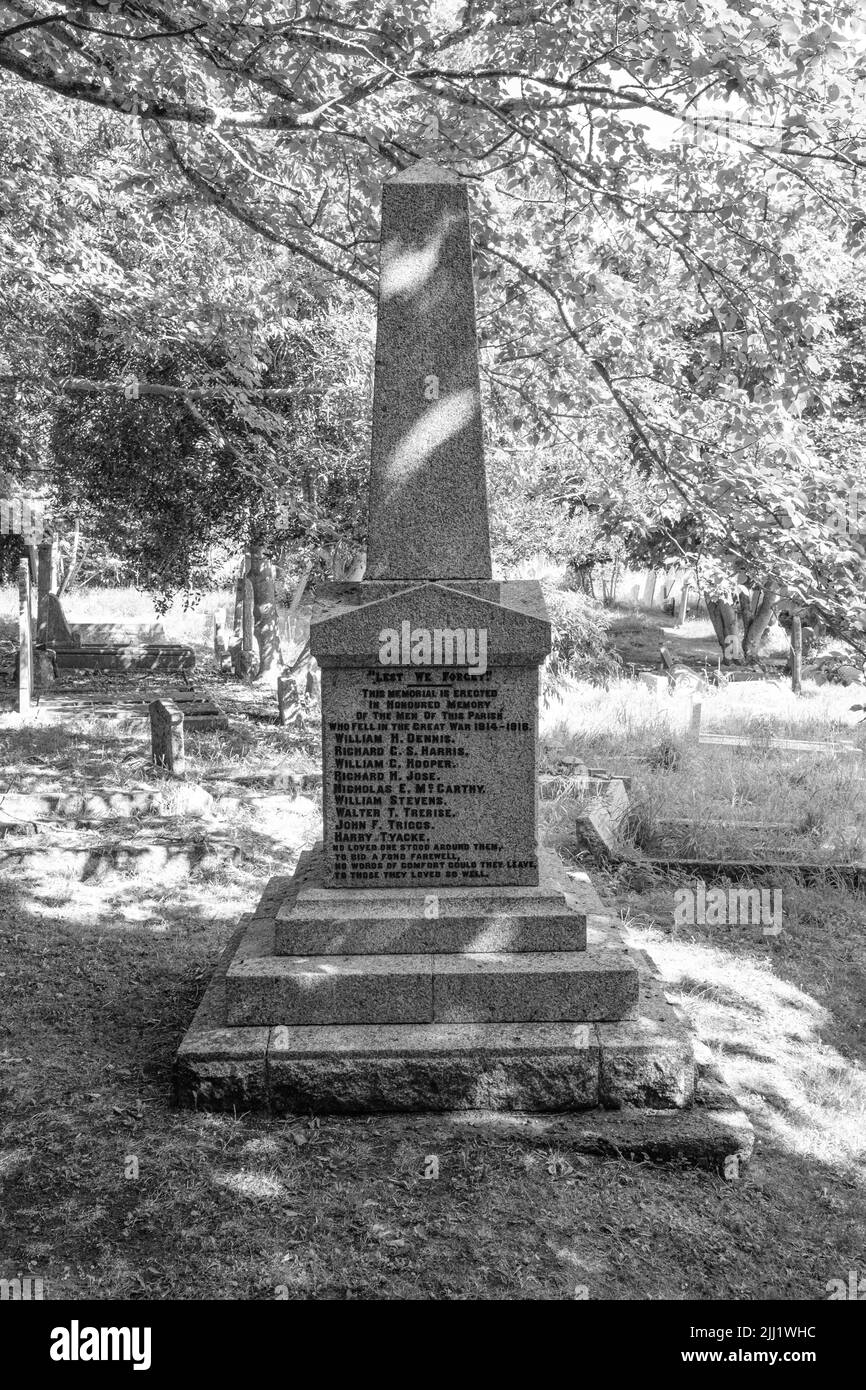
left=541, top=582, right=623, bottom=685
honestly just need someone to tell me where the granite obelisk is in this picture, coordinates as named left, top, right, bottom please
left=366, top=162, right=491, bottom=580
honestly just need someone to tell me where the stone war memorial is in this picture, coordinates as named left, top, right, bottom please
left=177, top=162, right=751, bottom=1159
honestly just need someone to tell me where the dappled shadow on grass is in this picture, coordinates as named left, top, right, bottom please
left=610, top=871, right=866, bottom=1177
left=607, top=606, right=720, bottom=668
left=0, top=864, right=864, bottom=1299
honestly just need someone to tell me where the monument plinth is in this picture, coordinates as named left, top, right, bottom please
left=175, top=162, right=752, bottom=1169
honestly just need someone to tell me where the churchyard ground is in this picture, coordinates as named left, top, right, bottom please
left=0, top=587, right=863, bottom=1300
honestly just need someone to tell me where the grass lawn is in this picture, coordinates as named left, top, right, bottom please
left=0, top=591, right=864, bottom=1299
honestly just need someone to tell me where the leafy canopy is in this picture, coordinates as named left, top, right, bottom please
left=1, top=1, right=865, bottom=639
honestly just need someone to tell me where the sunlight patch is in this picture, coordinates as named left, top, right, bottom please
left=213, top=1169, right=289, bottom=1201
left=0, top=1146, right=31, bottom=1179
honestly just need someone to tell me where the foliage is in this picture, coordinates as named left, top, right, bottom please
left=542, top=581, right=623, bottom=684
left=49, top=297, right=368, bottom=604
left=1, top=1, right=865, bottom=628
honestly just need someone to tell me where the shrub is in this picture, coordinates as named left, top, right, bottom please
left=541, top=582, right=623, bottom=685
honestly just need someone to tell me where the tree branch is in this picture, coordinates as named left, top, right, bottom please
left=157, top=121, right=376, bottom=299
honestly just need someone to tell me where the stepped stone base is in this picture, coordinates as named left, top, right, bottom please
left=174, top=850, right=753, bottom=1165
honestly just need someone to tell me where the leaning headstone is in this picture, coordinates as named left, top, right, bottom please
left=689, top=698, right=703, bottom=742
left=175, top=160, right=751, bottom=1166
left=45, top=592, right=76, bottom=647
left=638, top=670, right=668, bottom=695
left=150, top=700, right=185, bottom=776
left=34, top=648, right=57, bottom=689
left=576, top=778, right=629, bottom=861
left=17, top=558, right=32, bottom=716
left=213, top=610, right=232, bottom=672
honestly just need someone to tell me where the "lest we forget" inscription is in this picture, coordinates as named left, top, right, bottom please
left=322, top=661, right=538, bottom=887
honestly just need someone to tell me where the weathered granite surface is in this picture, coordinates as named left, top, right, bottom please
left=175, top=912, right=730, bottom=1141
left=433, top=949, right=639, bottom=1024
left=150, top=699, right=185, bottom=776
left=310, top=580, right=550, bottom=665
left=267, top=1020, right=600, bottom=1114
left=276, top=882, right=586, bottom=954
left=318, top=660, right=541, bottom=887
left=225, top=909, right=639, bottom=1027
left=366, top=162, right=491, bottom=581
left=597, top=974, right=696, bottom=1109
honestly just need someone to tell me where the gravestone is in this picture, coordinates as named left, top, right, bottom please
left=45, top=592, right=76, bottom=647
left=174, top=160, right=752, bottom=1159
left=150, top=699, right=185, bottom=776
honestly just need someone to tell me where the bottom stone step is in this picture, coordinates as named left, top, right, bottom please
left=177, top=926, right=694, bottom=1114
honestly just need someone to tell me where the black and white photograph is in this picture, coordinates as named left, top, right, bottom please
left=0, top=0, right=863, bottom=1342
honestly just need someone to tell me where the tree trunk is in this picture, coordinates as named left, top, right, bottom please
left=231, top=552, right=248, bottom=677
left=706, top=598, right=743, bottom=663
left=674, top=583, right=690, bottom=627
left=742, top=587, right=777, bottom=663
left=705, top=597, right=726, bottom=650
left=791, top=615, right=802, bottom=695
left=241, top=578, right=256, bottom=678
left=250, top=543, right=281, bottom=682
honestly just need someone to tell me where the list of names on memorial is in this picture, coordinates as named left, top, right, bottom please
left=325, top=666, right=535, bottom=885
